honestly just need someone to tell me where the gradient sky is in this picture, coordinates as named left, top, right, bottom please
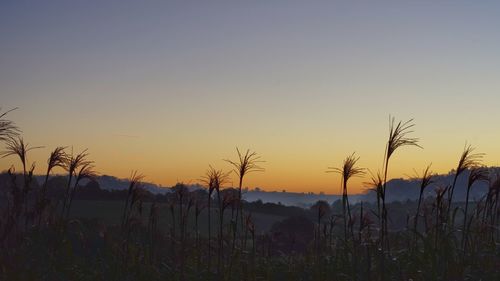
left=1, top=1, right=500, bottom=194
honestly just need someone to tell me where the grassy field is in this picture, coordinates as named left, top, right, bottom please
left=68, top=200, right=287, bottom=235
left=1, top=111, right=499, bottom=280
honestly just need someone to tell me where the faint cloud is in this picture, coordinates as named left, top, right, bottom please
left=112, top=134, right=141, bottom=138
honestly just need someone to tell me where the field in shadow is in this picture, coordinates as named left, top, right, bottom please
left=0, top=108, right=499, bottom=280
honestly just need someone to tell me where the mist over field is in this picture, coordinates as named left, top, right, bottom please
left=31, top=167, right=496, bottom=207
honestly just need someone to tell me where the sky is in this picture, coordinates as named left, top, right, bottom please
left=1, top=0, right=500, bottom=194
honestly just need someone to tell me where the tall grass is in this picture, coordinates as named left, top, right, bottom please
left=462, top=166, right=488, bottom=253
left=1, top=136, right=42, bottom=182
left=328, top=152, right=365, bottom=242
left=65, top=161, right=96, bottom=219
left=224, top=147, right=264, bottom=276
left=381, top=117, right=420, bottom=251
left=172, top=183, right=193, bottom=281
left=412, top=164, right=434, bottom=247
left=201, top=165, right=230, bottom=272
left=121, top=171, right=145, bottom=228
left=224, top=148, right=264, bottom=234
left=1, top=108, right=500, bottom=280
left=367, top=170, right=383, bottom=232
left=61, top=148, right=93, bottom=219
left=1, top=137, right=42, bottom=227
left=447, top=144, right=484, bottom=219
left=0, top=108, right=20, bottom=142
left=37, top=146, right=68, bottom=226
left=488, top=175, right=500, bottom=240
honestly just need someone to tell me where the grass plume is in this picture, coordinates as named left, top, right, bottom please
left=448, top=144, right=484, bottom=206
left=0, top=108, right=20, bottom=142
left=381, top=116, right=421, bottom=251
left=224, top=147, right=264, bottom=260
left=328, top=152, right=365, bottom=241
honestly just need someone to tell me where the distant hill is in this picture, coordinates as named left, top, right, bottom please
left=25, top=167, right=499, bottom=207
left=95, top=175, right=171, bottom=194
left=242, top=190, right=362, bottom=208
left=359, top=167, right=500, bottom=203
left=92, top=176, right=355, bottom=207
left=32, top=174, right=173, bottom=195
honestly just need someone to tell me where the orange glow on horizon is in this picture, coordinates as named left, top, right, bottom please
left=1, top=130, right=498, bottom=195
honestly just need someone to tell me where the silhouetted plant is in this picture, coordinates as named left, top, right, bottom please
left=120, top=171, right=146, bottom=267
left=1, top=136, right=42, bottom=180
left=201, top=165, right=230, bottom=272
left=358, top=202, right=373, bottom=242
left=366, top=170, right=383, bottom=230
left=381, top=117, right=420, bottom=250
left=447, top=144, right=484, bottom=210
left=219, top=188, right=238, bottom=276
left=61, top=148, right=92, bottom=219
left=310, top=200, right=330, bottom=257
left=148, top=201, right=159, bottom=264
left=411, top=164, right=434, bottom=247
left=37, top=147, right=68, bottom=226
left=1, top=166, right=21, bottom=242
left=224, top=148, right=264, bottom=239
left=65, top=161, right=96, bottom=219
left=171, top=183, right=193, bottom=281
left=487, top=175, right=500, bottom=238
left=1, top=137, right=42, bottom=221
left=433, top=186, right=447, bottom=250
left=245, top=213, right=256, bottom=277
left=121, top=171, right=145, bottom=228
left=0, top=108, right=20, bottom=142
left=192, top=190, right=206, bottom=271
left=328, top=152, right=365, bottom=243
left=462, top=166, right=488, bottom=253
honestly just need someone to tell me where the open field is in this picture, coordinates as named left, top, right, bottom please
left=0, top=108, right=499, bottom=280
left=68, top=200, right=287, bottom=234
